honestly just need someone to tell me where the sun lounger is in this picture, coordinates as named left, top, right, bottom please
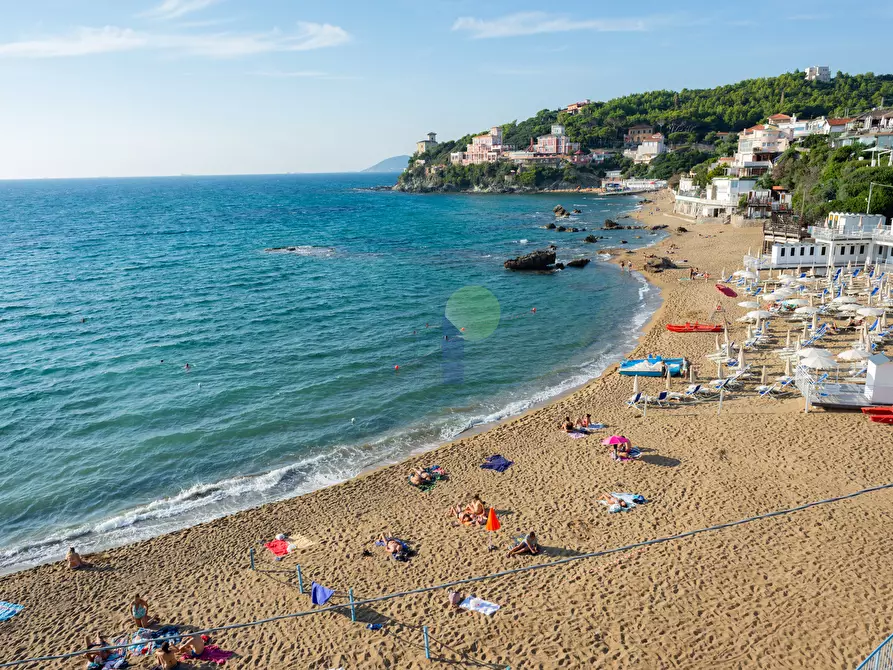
left=626, top=392, right=644, bottom=410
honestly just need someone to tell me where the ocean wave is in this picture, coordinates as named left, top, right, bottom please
left=263, top=246, right=335, bottom=257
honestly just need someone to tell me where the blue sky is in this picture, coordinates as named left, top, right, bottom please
left=0, top=0, right=890, bottom=178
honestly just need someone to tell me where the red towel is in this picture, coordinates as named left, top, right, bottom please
left=264, top=539, right=289, bottom=557
left=181, top=645, right=235, bottom=665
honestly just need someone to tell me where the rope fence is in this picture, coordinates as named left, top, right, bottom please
left=3, top=481, right=893, bottom=668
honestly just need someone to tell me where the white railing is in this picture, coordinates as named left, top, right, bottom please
left=856, top=634, right=893, bottom=670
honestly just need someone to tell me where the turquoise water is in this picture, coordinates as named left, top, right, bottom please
left=0, top=174, right=661, bottom=572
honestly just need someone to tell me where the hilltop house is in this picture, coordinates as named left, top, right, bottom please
left=804, top=65, right=831, bottom=83
left=564, top=100, right=591, bottom=115
left=634, top=133, right=667, bottom=164
left=416, top=132, right=438, bottom=155
left=727, top=124, right=789, bottom=177
left=625, top=124, right=653, bottom=145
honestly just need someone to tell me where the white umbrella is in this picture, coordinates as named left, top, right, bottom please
left=811, top=311, right=819, bottom=332
left=738, top=300, right=760, bottom=309
left=737, top=271, right=757, bottom=280
left=782, top=298, right=809, bottom=307
left=838, top=348, right=870, bottom=361
left=857, top=307, right=885, bottom=317
left=633, top=375, right=639, bottom=394
left=747, top=310, right=773, bottom=320
left=831, top=295, right=859, bottom=304
left=795, top=306, right=818, bottom=315
left=737, top=346, right=746, bottom=368
left=798, top=347, right=831, bottom=360
left=800, top=350, right=838, bottom=370
left=761, top=365, right=767, bottom=385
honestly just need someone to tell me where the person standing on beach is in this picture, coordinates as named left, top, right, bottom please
left=130, top=594, right=151, bottom=628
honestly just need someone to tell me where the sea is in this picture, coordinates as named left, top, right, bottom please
left=0, top=173, right=663, bottom=573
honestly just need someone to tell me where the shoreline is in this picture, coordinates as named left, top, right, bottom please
left=5, top=188, right=893, bottom=668
left=0, top=201, right=664, bottom=577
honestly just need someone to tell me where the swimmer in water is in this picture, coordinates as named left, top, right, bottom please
left=185, top=363, right=191, bottom=371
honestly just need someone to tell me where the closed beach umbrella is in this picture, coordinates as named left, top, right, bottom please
left=838, top=348, right=870, bottom=361
left=633, top=375, right=639, bottom=394
left=811, top=311, right=819, bottom=332
left=737, top=345, right=746, bottom=368
left=785, top=329, right=791, bottom=348
left=800, top=350, right=837, bottom=370
left=665, top=366, right=671, bottom=391
left=784, top=356, right=793, bottom=377
left=738, top=300, right=760, bottom=309
left=857, top=307, right=885, bottom=317
left=601, top=435, right=630, bottom=446
left=485, top=507, right=501, bottom=551
left=761, top=365, right=767, bottom=385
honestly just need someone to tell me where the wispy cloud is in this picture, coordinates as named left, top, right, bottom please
left=142, top=0, right=222, bottom=21
left=452, top=11, right=647, bottom=39
left=0, top=22, right=351, bottom=59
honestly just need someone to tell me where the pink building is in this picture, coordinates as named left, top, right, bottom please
left=451, top=126, right=512, bottom=165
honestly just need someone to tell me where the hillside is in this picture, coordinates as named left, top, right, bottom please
left=396, top=70, right=893, bottom=193
left=362, top=155, right=410, bottom=173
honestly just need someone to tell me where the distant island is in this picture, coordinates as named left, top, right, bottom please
left=395, top=70, right=893, bottom=197
left=362, top=155, right=410, bottom=173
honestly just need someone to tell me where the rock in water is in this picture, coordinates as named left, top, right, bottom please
left=572, top=209, right=582, bottom=214
left=583, top=234, right=598, bottom=243
left=504, top=248, right=557, bottom=271
left=553, top=205, right=569, bottom=218
left=566, top=258, right=591, bottom=268
left=603, top=219, right=621, bottom=230
left=545, top=222, right=557, bottom=230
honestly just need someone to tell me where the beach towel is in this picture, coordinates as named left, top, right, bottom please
left=480, top=455, right=513, bottom=472
left=0, top=601, right=23, bottom=622
left=459, top=596, right=501, bottom=616
left=130, top=626, right=180, bottom=656
left=600, top=493, right=646, bottom=513
left=265, top=539, right=290, bottom=557
left=311, top=582, right=335, bottom=606
left=410, top=465, right=447, bottom=492
left=611, top=447, right=641, bottom=462
left=287, top=534, right=314, bottom=551
left=180, top=645, right=235, bottom=665
left=567, top=431, right=587, bottom=439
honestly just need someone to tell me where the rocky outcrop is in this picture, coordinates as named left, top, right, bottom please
left=504, top=248, right=557, bottom=271
left=583, top=234, right=598, bottom=243
left=643, top=256, right=679, bottom=273
left=545, top=222, right=556, bottom=230
left=553, top=205, right=571, bottom=218
left=650, top=224, right=668, bottom=231
left=603, top=218, right=620, bottom=229
left=676, top=226, right=689, bottom=233
left=566, top=258, right=591, bottom=268
left=572, top=209, right=582, bottom=214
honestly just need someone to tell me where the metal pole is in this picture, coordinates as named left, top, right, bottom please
left=296, top=565, right=304, bottom=594
left=249, top=548, right=255, bottom=571
left=868, top=182, right=873, bottom=214
left=717, top=388, right=723, bottom=415
left=423, top=626, right=431, bottom=660
left=349, top=588, right=356, bottom=622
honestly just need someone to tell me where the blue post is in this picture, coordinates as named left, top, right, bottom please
left=349, top=588, right=356, bottom=622
left=423, top=625, right=430, bottom=660
left=296, top=565, right=304, bottom=594
left=249, top=547, right=255, bottom=570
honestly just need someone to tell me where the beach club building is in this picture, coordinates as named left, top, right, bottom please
left=673, top=176, right=756, bottom=219
left=761, top=212, right=893, bottom=273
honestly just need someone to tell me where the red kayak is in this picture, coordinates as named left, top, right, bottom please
left=666, top=322, right=725, bottom=333
left=869, top=415, right=893, bottom=424
left=715, top=284, right=738, bottom=298
left=861, top=406, right=893, bottom=415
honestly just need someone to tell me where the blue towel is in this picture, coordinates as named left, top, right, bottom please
left=480, top=455, right=513, bottom=472
left=311, top=581, right=335, bottom=606
left=0, top=601, right=23, bottom=622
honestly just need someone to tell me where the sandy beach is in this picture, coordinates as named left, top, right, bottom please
left=3, top=189, right=893, bottom=669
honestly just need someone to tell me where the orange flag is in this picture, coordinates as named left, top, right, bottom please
left=485, top=507, right=500, bottom=532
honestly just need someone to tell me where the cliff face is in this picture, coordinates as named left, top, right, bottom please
left=393, top=169, right=602, bottom=194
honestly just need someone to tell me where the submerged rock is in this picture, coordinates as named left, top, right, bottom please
left=583, top=234, right=598, bottom=243
left=566, top=258, right=591, bottom=268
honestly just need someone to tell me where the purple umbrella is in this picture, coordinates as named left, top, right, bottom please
left=601, top=435, right=630, bottom=446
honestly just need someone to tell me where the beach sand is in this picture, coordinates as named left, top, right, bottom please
left=3, top=190, right=893, bottom=669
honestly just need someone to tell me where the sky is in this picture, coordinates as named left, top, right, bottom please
left=0, top=0, right=891, bottom=178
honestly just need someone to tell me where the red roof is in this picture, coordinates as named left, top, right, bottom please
left=768, top=113, right=791, bottom=121
left=828, top=118, right=852, bottom=125
left=771, top=186, right=787, bottom=191
left=744, top=124, right=766, bottom=132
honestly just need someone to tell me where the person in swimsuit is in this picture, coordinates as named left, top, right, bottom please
left=177, top=634, right=207, bottom=659
left=409, top=469, right=433, bottom=487
left=84, top=632, right=110, bottom=664
left=598, top=493, right=629, bottom=509
left=376, top=533, right=409, bottom=560
left=154, top=641, right=180, bottom=670
left=130, top=594, right=150, bottom=628
left=507, top=531, right=539, bottom=557
left=67, top=547, right=91, bottom=570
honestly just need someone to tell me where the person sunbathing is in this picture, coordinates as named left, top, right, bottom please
left=154, top=641, right=181, bottom=670
left=130, top=594, right=151, bottom=628
left=409, top=468, right=433, bottom=486
left=376, top=533, right=409, bottom=561
left=507, top=531, right=539, bottom=557
left=449, top=496, right=486, bottom=525
left=84, top=633, right=110, bottom=664
left=598, top=493, right=629, bottom=509
left=67, top=546, right=91, bottom=570
left=177, top=634, right=208, bottom=659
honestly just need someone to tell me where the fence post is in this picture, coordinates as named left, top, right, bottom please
left=296, top=565, right=304, bottom=594
left=349, top=588, right=356, bottom=622
left=249, top=547, right=255, bottom=570
left=423, top=625, right=430, bottom=660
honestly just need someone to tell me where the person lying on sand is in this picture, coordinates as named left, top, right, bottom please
left=130, top=594, right=151, bottom=628
left=376, top=533, right=410, bottom=561
left=448, top=496, right=486, bottom=526
left=598, top=493, right=629, bottom=510
left=409, top=468, right=433, bottom=487
left=558, top=416, right=576, bottom=433
left=154, top=641, right=181, bottom=670
left=507, top=532, right=539, bottom=557
left=177, top=634, right=209, bottom=659
left=84, top=632, right=110, bottom=664
left=67, top=547, right=91, bottom=570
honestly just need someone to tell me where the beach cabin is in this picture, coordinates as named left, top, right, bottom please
left=865, top=354, right=893, bottom=404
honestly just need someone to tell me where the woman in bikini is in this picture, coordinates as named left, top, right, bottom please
left=409, top=468, right=433, bottom=487
left=84, top=632, right=110, bottom=664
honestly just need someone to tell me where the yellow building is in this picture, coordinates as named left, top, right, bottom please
left=416, top=132, right=437, bottom=154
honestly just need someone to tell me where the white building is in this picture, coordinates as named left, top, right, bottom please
left=673, top=177, right=756, bottom=219
left=804, top=66, right=831, bottom=83
left=728, top=124, right=789, bottom=177
left=764, top=212, right=893, bottom=271
left=416, top=132, right=437, bottom=155
left=634, top=133, right=667, bottom=164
